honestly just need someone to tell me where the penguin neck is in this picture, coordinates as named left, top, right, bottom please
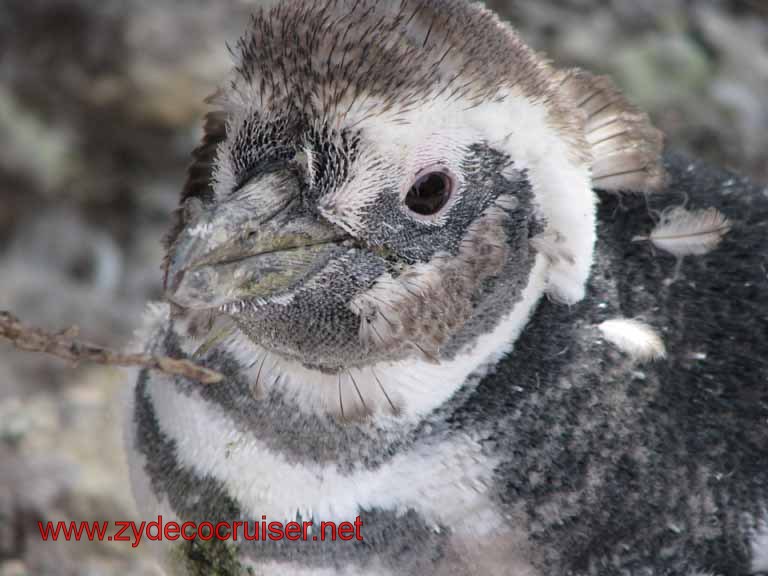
left=144, top=256, right=549, bottom=524
left=211, top=256, right=550, bottom=424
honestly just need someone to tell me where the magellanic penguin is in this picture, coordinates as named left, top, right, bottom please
left=124, top=1, right=768, bottom=575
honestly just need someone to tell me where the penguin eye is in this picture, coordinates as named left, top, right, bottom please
left=404, top=168, right=454, bottom=217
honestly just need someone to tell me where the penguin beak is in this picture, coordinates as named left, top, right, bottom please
left=164, top=173, right=347, bottom=310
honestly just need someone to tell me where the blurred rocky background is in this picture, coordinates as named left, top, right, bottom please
left=0, top=1, right=765, bottom=574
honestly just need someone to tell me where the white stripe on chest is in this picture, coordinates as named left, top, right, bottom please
left=147, top=375, right=504, bottom=532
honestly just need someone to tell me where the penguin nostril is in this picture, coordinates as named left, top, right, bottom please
left=163, top=266, right=187, bottom=296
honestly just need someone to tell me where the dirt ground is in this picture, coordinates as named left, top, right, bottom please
left=0, top=1, right=766, bottom=574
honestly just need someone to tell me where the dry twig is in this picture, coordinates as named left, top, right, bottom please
left=0, top=311, right=223, bottom=384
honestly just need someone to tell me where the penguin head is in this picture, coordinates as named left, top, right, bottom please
left=163, top=0, right=596, bottom=390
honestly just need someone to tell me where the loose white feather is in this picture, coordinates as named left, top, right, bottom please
left=598, top=318, right=666, bottom=362
left=632, top=206, right=731, bottom=257
left=529, top=230, right=576, bottom=266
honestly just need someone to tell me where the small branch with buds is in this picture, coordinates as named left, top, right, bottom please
left=0, top=311, right=223, bottom=384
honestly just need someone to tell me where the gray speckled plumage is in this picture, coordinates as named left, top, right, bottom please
left=131, top=154, right=768, bottom=576
left=125, top=1, right=768, bottom=575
